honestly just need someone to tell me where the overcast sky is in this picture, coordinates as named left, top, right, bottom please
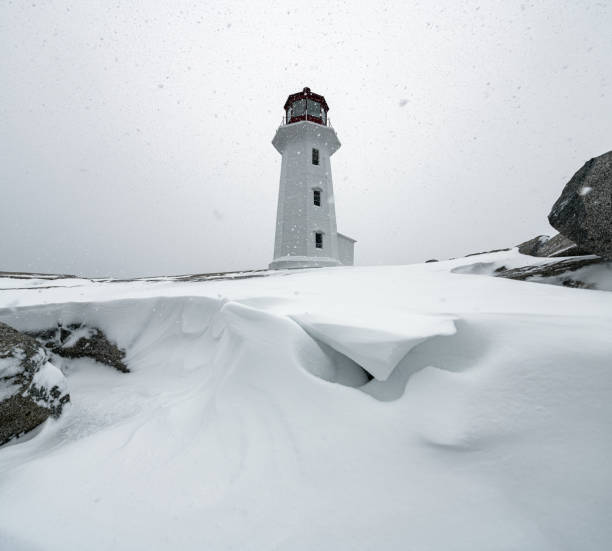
left=1, top=1, right=611, bottom=277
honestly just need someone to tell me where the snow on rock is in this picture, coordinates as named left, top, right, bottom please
left=517, top=233, right=591, bottom=257
left=453, top=251, right=612, bottom=291
left=0, top=252, right=611, bottom=550
left=525, top=258, right=612, bottom=290
left=496, top=257, right=612, bottom=290
left=30, top=323, right=129, bottom=373
left=0, top=322, right=70, bottom=445
left=29, top=361, right=68, bottom=408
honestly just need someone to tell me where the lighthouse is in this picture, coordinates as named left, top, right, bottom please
left=269, top=87, right=355, bottom=270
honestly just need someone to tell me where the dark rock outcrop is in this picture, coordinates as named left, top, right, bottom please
left=0, top=322, right=70, bottom=446
left=517, top=233, right=592, bottom=258
left=517, top=235, right=550, bottom=256
left=549, top=151, right=612, bottom=259
left=29, top=324, right=129, bottom=373
left=465, top=248, right=511, bottom=258
left=495, top=257, right=605, bottom=287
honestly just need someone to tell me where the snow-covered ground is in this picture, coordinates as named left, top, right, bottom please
left=1, top=249, right=611, bottom=550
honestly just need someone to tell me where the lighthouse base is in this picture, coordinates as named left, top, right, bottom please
left=269, top=255, right=341, bottom=270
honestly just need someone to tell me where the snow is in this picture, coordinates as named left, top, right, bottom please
left=291, top=311, right=456, bottom=381
left=28, top=361, right=68, bottom=407
left=0, top=347, right=30, bottom=400
left=0, top=357, right=22, bottom=380
left=529, top=260, right=612, bottom=291
left=60, top=326, right=96, bottom=348
left=0, top=250, right=611, bottom=550
left=0, top=346, right=27, bottom=382
left=0, top=378, right=20, bottom=401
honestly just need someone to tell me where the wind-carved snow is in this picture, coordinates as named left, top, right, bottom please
left=0, top=250, right=611, bottom=551
left=291, top=311, right=456, bottom=381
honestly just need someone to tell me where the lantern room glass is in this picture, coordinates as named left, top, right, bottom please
left=292, top=99, right=306, bottom=118
left=307, top=100, right=321, bottom=118
left=286, top=96, right=327, bottom=125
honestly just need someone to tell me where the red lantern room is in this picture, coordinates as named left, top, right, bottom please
left=284, top=87, right=329, bottom=125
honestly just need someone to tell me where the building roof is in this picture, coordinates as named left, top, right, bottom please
left=283, top=87, right=329, bottom=112
left=337, top=232, right=357, bottom=243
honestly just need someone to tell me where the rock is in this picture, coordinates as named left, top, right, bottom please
left=517, top=233, right=592, bottom=257
left=549, top=151, right=612, bottom=259
left=495, top=256, right=605, bottom=286
left=517, top=235, right=551, bottom=256
left=29, top=324, right=129, bottom=373
left=0, top=322, right=69, bottom=446
left=464, top=248, right=511, bottom=258
left=425, top=259, right=439, bottom=263
left=0, top=271, right=76, bottom=280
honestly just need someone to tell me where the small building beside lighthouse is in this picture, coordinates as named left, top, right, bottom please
left=269, top=87, right=355, bottom=270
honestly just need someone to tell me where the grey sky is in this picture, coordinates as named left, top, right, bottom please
left=1, top=1, right=611, bottom=277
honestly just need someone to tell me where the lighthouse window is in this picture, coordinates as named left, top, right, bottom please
left=307, top=100, right=321, bottom=118
left=313, top=189, right=321, bottom=206
left=315, top=232, right=323, bottom=249
left=292, top=99, right=306, bottom=117
left=312, top=148, right=319, bottom=165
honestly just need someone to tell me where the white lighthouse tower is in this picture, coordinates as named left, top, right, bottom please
left=269, top=87, right=355, bottom=270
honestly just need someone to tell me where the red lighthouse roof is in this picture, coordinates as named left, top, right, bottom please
left=283, top=87, right=329, bottom=125
left=283, top=87, right=329, bottom=111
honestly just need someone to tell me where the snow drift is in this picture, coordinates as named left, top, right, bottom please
left=0, top=249, right=611, bottom=550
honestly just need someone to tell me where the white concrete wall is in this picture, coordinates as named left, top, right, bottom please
left=270, top=121, right=342, bottom=269
left=337, top=233, right=356, bottom=266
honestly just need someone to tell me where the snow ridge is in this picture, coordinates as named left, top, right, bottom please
left=1, top=254, right=611, bottom=550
